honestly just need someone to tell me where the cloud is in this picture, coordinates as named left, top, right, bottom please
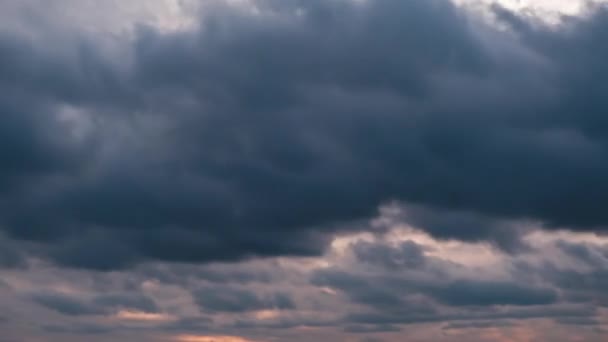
left=0, top=0, right=606, bottom=270
left=92, top=293, right=159, bottom=313
left=3, top=2, right=608, bottom=340
left=42, top=323, right=112, bottom=335
left=4, top=223, right=608, bottom=341
left=429, top=280, right=557, bottom=306
left=310, top=232, right=603, bottom=329
left=0, top=235, right=25, bottom=269
left=442, top=320, right=515, bottom=330
left=312, top=256, right=556, bottom=320
left=30, top=292, right=105, bottom=316
left=194, top=286, right=294, bottom=313
left=352, top=240, right=428, bottom=269
left=344, top=324, right=401, bottom=333
left=30, top=291, right=159, bottom=317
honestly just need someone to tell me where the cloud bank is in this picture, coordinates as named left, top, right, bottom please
left=1, top=0, right=608, bottom=341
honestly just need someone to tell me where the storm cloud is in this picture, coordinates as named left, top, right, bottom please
left=2, top=0, right=608, bottom=341
left=0, top=0, right=606, bottom=270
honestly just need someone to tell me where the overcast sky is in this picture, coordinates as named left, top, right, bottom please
left=2, top=0, right=608, bottom=341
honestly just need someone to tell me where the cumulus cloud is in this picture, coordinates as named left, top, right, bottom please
left=4, top=224, right=608, bottom=341
left=0, top=0, right=606, bottom=270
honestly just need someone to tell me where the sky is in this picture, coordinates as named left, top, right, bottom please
left=1, top=0, right=608, bottom=341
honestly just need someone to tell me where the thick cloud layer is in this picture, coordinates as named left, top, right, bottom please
left=0, top=0, right=608, bottom=271
left=4, top=1, right=608, bottom=340
left=4, top=225, right=608, bottom=342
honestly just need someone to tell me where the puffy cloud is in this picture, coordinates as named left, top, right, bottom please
left=0, top=0, right=607, bottom=270
left=1, top=223, right=608, bottom=341
left=2, top=0, right=608, bottom=340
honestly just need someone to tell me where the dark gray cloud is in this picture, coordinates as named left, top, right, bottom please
left=0, top=235, right=26, bottom=269
left=4, top=2, right=608, bottom=340
left=42, top=323, right=112, bottom=335
left=555, top=240, right=608, bottom=269
left=308, top=237, right=606, bottom=330
left=429, top=280, right=557, bottom=306
left=352, top=240, right=428, bottom=270
left=442, top=320, right=515, bottom=330
left=343, top=304, right=598, bottom=327
left=312, top=255, right=556, bottom=314
left=395, top=205, right=532, bottom=252
left=138, top=263, right=276, bottom=286
left=161, top=317, right=213, bottom=333
left=30, top=291, right=158, bottom=316
left=553, top=317, right=600, bottom=326
left=344, top=324, right=401, bottom=333
left=4, top=224, right=608, bottom=341
left=31, top=292, right=104, bottom=316
left=511, top=239, right=608, bottom=308
left=194, top=286, right=295, bottom=313
left=0, top=0, right=606, bottom=270
left=91, top=293, right=159, bottom=313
